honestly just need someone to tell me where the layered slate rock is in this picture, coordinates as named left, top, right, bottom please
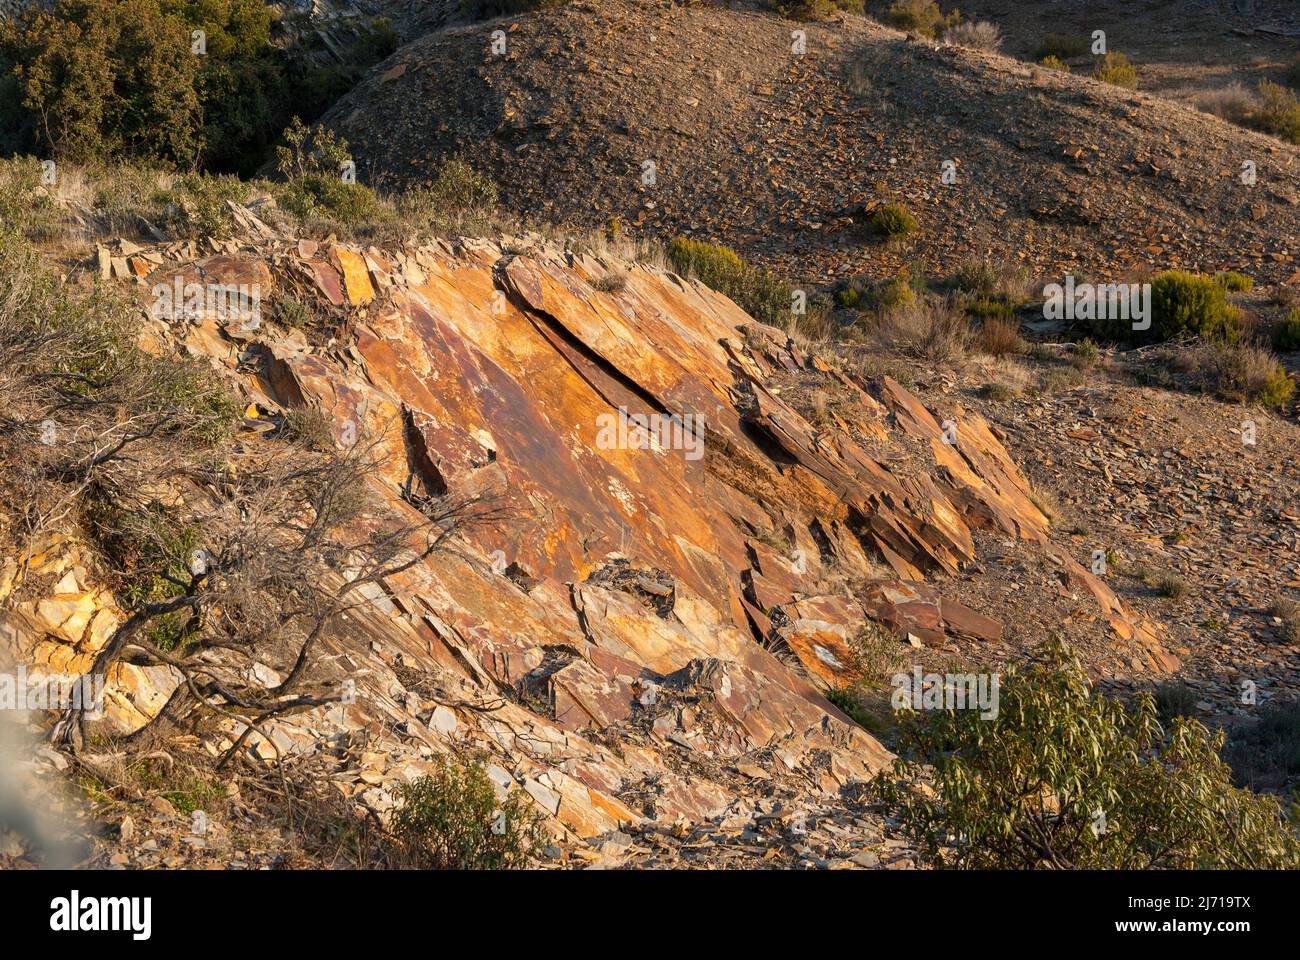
left=13, top=231, right=1178, bottom=844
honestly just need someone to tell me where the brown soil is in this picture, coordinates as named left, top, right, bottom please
left=323, top=0, right=1300, bottom=288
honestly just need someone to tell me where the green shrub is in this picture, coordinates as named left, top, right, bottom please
left=169, top=173, right=254, bottom=237
left=1254, top=365, right=1296, bottom=408
left=836, top=272, right=922, bottom=313
left=825, top=684, right=885, bottom=733
left=1038, top=55, right=1069, bottom=72
left=1035, top=33, right=1090, bottom=61
left=887, top=0, right=960, bottom=38
left=83, top=497, right=204, bottom=651
left=1093, top=52, right=1138, bottom=89
left=397, top=156, right=499, bottom=226
left=666, top=237, right=794, bottom=327
left=1148, top=270, right=1244, bottom=343
left=668, top=237, right=744, bottom=289
left=271, top=295, right=315, bottom=330
left=1273, top=308, right=1300, bottom=352
left=1215, top=270, right=1254, bottom=293
left=965, top=297, right=1014, bottom=321
left=876, top=275, right=918, bottom=310
left=1072, top=337, right=1100, bottom=369
left=0, top=156, right=63, bottom=240
left=869, top=202, right=918, bottom=238
left=1254, top=80, right=1300, bottom=143
left=1169, top=341, right=1294, bottom=407
left=273, top=118, right=389, bottom=225
left=874, top=639, right=1300, bottom=868
left=390, top=754, right=546, bottom=869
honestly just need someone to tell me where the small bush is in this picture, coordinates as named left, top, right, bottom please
left=398, top=156, right=499, bottom=226
left=1267, top=597, right=1300, bottom=643
left=1038, top=55, right=1069, bottom=73
left=1269, top=597, right=1300, bottom=622
left=877, top=297, right=970, bottom=361
left=1215, top=270, right=1254, bottom=293
left=1224, top=698, right=1300, bottom=793
left=1273, top=309, right=1300, bottom=352
left=869, top=202, right=918, bottom=238
left=977, top=317, right=1024, bottom=356
left=1157, top=575, right=1187, bottom=599
left=1072, top=338, right=1100, bottom=369
left=1197, top=82, right=1254, bottom=125
left=980, top=381, right=1017, bottom=401
left=666, top=237, right=795, bottom=328
left=1152, top=681, right=1197, bottom=724
left=591, top=272, right=627, bottom=293
left=887, top=0, right=960, bottom=38
left=0, top=156, right=63, bottom=240
left=1187, top=341, right=1295, bottom=407
left=1147, top=270, right=1244, bottom=343
left=874, top=639, right=1300, bottom=868
left=953, top=259, right=1028, bottom=301
left=390, top=754, right=546, bottom=869
left=1041, top=366, right=1084, bottom=393
left=169, top=173, right=253, bottom=237
left=1254, top=80, right=1300, bottom=143
left=1094, top=52, right=1138, bottom=89
left=944, top=20, right=1001, bottom=52
left=1036, top=33, right=1089, bottom=61
left=282, top=407, right=334, bottom=449
left=274, top=118, right=389, bottom=226
left=271, top=295, right=315, bottom=330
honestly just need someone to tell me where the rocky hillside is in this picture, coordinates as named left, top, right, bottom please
left=1, top=200, right=1192, bottom=866
left=321, top=0, right=1300, bottom=286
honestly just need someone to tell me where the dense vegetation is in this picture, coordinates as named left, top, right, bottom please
left=0, top=0, right=397, bottom=175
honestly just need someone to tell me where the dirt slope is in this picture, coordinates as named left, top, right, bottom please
left=939, top=0, right=1300, bottom=105
left=322, top=0, right=1300, bottom=286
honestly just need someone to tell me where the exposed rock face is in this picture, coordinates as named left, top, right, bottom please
left=5, top=225, right=1177, bottom=854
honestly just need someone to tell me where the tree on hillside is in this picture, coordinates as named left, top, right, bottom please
left=875, top=639, right=1300, bottom=869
